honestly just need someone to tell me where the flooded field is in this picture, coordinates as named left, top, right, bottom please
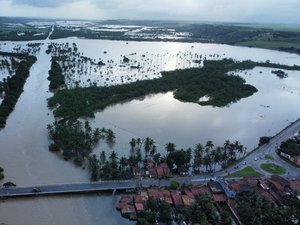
left=0, top=37, right=300, bottom=225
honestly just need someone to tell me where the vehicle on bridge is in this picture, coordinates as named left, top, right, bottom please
left=32, top=187, right=41, bottom=193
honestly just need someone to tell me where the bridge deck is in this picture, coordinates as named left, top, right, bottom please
left=0, top=181, right=138, bottom=198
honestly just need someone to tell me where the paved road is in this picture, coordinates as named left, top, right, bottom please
left=0, top=177, right=208, bottom=198
left=215, top=119, right=300, bottom=178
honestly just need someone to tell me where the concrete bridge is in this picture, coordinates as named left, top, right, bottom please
left=0, top=177, right=207, bottom=199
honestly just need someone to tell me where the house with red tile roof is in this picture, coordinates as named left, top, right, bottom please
left=132, top=167, right=143, bottom=176
left=134, top=203, right=144, bottom=213
left=171, top=191, right=184, bottom=208
left=181, top=194, right=194, bottom=206
left=212, top=194, right=227, bottom=203
left=156, top=163, right=171, bottom=178
left=147, top=188, right=162, bottom=200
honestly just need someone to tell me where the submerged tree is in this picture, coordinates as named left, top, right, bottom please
left=47, top=120, right=102, bottom=165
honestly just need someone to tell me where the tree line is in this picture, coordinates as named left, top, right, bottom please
left=137, top=193, right=232, bottom=225
left=0, top=52, right=37, bottom=128
left=87, top=134, right=244, bottom=181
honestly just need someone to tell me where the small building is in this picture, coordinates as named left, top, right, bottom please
left=132, top=167, right=143, bottom=176
left=134, top=203, right=144, bottom=214
left=293, top=156, right=300, bottom=166
left=161, top=189, right=173, bottom=205
left=212, top=194, right=227, bottom=204
left=280, top=152, right=292, bottom=160
left=121, top=205, right=136, bottom=220
left=148, top=188, right=162, bottom=200
left=156, top=163, right=171, bottom=178
left=181, top=195, right=194, bottom=206
left=171, top=191, right=183, bottom=208
left=258, top=179, right=270, bottom=191
left=178, top=166, right=189, bottom=176
left=134, top=195, right=143, bottom=204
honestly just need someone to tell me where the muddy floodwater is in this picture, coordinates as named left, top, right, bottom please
left=0, top=37, right=300, bottom=225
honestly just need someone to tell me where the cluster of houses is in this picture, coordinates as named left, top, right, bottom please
left=131, top=159, right=190, bottom=179
left=116, top=175, right=300, bottom=223
left=132, top=160, right=171, bottom=178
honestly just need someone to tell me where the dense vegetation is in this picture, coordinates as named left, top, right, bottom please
left=87, top=137, right=243, bottom=181
left=47, top=120, right=115, bottom=166
left=137, top=194, right=232, bottom=225
left=48, top=59, right=259, bottom=119
left=258, top=136, right=272, bottom=146
left=0, top=52, right=37, bottom=128
left=48, top=58, right=300, bottom=120
left=237, top=192, right=295, bottom=225
left=47, top=59, right=65, bottom=90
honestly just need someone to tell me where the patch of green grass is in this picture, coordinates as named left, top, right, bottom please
left=264, top=154, right=274, bottom=160
left=260, top=163, right=286, bottom=175
left=227, top=166, right=264, bottom=178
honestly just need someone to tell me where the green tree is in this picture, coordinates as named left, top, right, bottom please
left=165, top=142, right=176, bottom=153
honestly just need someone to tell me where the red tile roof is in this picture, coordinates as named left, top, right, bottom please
left=148, top=188, right=162, bottom=200
left=290, top=180, right=300, bottom=192
left=134, top=195, right=143, bottom=203
left=189, top=186, right=210, bottom=197
left=213, top=194, right=227, bottom=202
left=181, top=195, right=194, bottom=206
left=134, top=203, right=144, bottom=212
left=121, top=205, right=135, bottom=215
left=171, top=192, right=183, bottom=207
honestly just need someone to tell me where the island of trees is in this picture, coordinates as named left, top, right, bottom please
left=0, top=52, right=37, bottom=128
left=48, top=58, right=300, bottom=120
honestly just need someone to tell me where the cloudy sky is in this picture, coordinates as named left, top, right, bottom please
left=0, top=0, right=299, bottom=24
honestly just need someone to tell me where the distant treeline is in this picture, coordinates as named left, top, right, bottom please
left=0, top=52, right=37, bottom=128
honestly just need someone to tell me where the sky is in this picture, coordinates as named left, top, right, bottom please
left=0, top=0, right=299, bottom=24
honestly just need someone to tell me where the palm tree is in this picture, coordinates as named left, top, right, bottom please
left=165, top=142, right=176, bottom=153
left=100, top=150, right=106, bottom=164
left=194, top=144, right=203, bottom=173
left=129, top=138, right=136, bottom=151
left=205, top=140, right=214, bottom=154
left=234, top=141, right=244, bottom=158
left=144, top=137, right=151, bottom=157
left=203, top=154, right=212, bottom=172
left=109, top=150, right=118, bottom=162
left=136, top=138, right=142, bottom=150
left=119, top=157, right=128, bottom=170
